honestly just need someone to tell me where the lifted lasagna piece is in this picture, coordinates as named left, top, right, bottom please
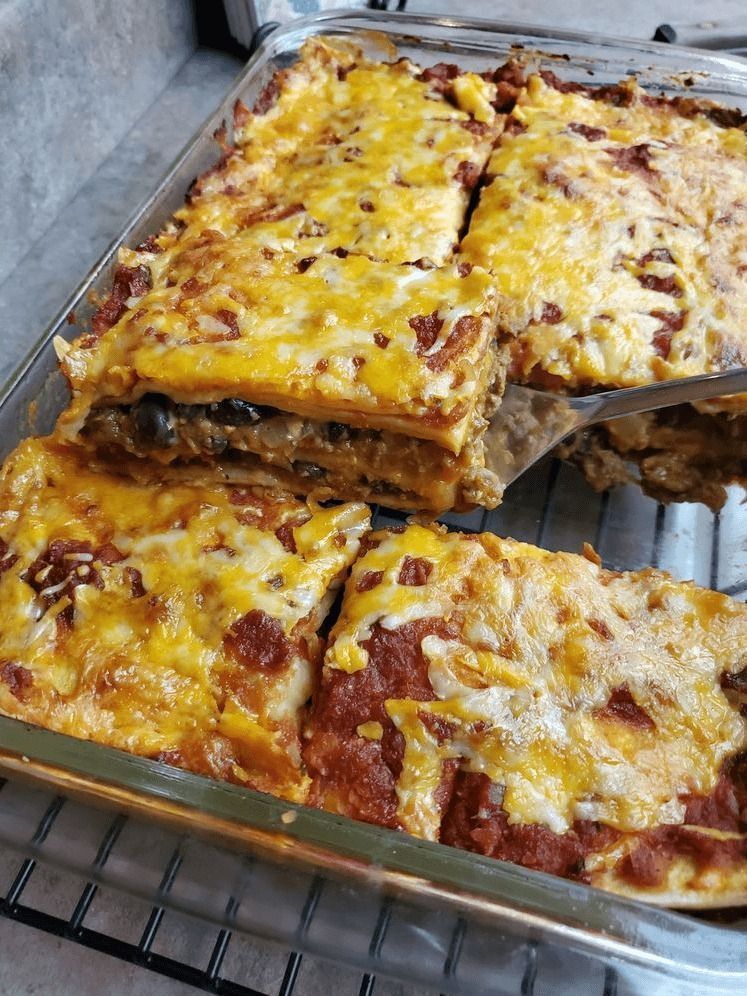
left=307, top=523, right=747, bottom=906
left=0, top=437, right=369, bottom=803
left=54, top=37, right=508, bottom=514
left=57, top=249, right=504, bottom=512
left=174, top=37, right=501, bottom=267
left=461, top=72, right=747, bottom=507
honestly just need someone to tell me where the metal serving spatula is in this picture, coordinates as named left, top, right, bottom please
left=484, top=367, right=747, bottom=489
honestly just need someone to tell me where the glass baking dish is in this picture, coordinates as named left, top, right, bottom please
left=0, top=8, right=745, bottom=992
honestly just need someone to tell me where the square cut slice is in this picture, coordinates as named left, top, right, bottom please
left=460, top=71, right=747, bottom=507
left=57, top=37, right=509, bottom=514
left=462, top=72, right=747, bottom=392
left=0, top=437, right=370, bottom=803
left=173, top=37, right=501, bottom=267
left=58, top=249, right=504, bottom=512
left=306, top=522, right=747, bottom=906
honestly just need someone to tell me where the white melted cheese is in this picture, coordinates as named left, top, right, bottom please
left=461, top=73, right=747, bottom=411
left=57, top=37, right=504, bottom=457
left=325, top=524, right=747, bottom=837
left=0, top=438, right=370, bottom=803
left=215, top=38, right=499, bottom=266
left=59, top=250, right=498, bottom=454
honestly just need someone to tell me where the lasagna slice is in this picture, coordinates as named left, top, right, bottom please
left=54, top=38, right=510, bottom=514
left=0, top=436, right=369, bottom=803
left=57, top=248, right=504, bottom=512
left=307, top=523, right=747, bottom=906
left=173, top=37, right=501, bottom=267
left=461, top=71, right=747, bottom=508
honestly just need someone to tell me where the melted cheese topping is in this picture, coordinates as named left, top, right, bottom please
left=325, top=524, right=747, bottom=838
left=56, top=37, right=504, bottom=465
left=0, top=437, right=369, bottom=801
left=461, top=75, right=747, bottom=411
left=59, top=251, right=498, bottom=452
left=177, top=38, right=499, bottom=266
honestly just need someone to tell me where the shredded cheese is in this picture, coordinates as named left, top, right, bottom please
left=324, top=524, right=747, bottom=836
left=461, top=74, right=747, bottom=411
left=0, top=437, right=370, bottom=802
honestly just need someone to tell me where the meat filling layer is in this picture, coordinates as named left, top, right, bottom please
left=84, top=396, right=502, bottom=511
left=566, top=405, right=747, bottom=510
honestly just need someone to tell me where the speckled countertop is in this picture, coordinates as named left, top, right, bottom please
left=1, top=3, right=746, bottom=993
left=0, top=0, right=198, bottom=287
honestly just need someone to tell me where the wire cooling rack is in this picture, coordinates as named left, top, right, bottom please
left=0, top=744, right=616, bottom=996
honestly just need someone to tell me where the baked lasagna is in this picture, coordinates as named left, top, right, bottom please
left=55, top=38, right=509, bottom=514
left=307, top=523, right=747, bottom=906
left=7, top=37, right=747, bottom=910
left=183, top=37, right=501, bottom=266
left=0, top=436, right=369, bottom=802
left=461, top=70, right=747, bottom=508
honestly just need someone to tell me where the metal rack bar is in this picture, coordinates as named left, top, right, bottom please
left=137, top=844, right=184, bottom=959
left=0, top=486, right=733, bottom=992
left=0, top=808, right=287, bottom=996
left=67, top=813, right=127, bottom=933
left=0, top=8, right=742, bottom=994
left=205, top=896, right=241, bottom=983
left=277, top=876, right=324, bottom=996
left=592, top=489, right=610, bottom=555
left=710, top=511, right=721, bottom=590
left=603, top=965, right=618, bottom=996
left=278, top=952, right=304, bottom=996
left=442, top=916, right=468, bottom=989
left=3, top=795, right=65, bottom=908
left=1, top=896, right=269, bottom=996
left=520, top=943, right=538, bottom=996
left=358, top=899, right=393, bottom=996
left=650, top=503, right=667, bottom=569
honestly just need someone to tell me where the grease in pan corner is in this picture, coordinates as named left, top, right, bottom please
left=307, top=522, right=747, bottom=908
left=55, top=36, right=511, bottom=515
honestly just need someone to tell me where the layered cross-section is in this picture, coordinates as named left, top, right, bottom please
left=0, top=437, right=369, bottom=802
left=58, top=250, right=504, bottom=511
left=54, top=38, right=509, bottom=513
left=307, top=523, right=747, bottom=905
